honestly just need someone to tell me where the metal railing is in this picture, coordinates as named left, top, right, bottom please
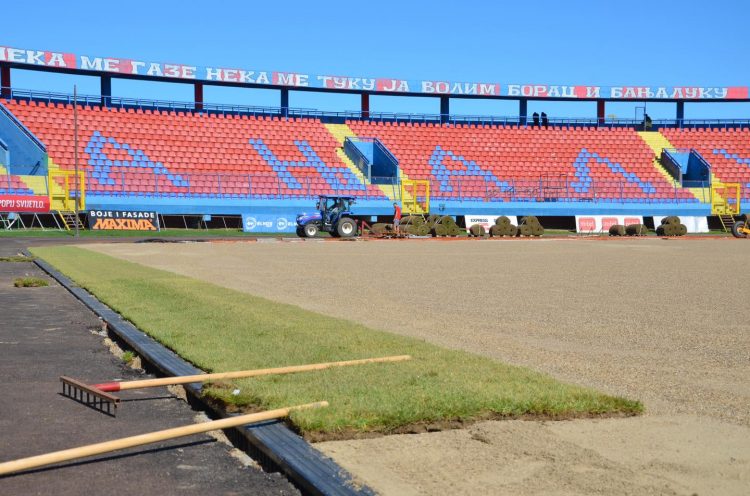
left=0, top=137, right=8, bottom=167
left=372, top=139, right=399, bottom=170
left=342, top=138, right=371, bottom=179
left=662, top=148, right=713, bottom=188
left=661, top=148, right=686, bottom=182
left=4, top=88, right=320, bottom=119
left=86, top=171, right=397, bottom=201
left=343, top=136, right=400, bottom=183
left=81, top=170, right=703, bottom=204
left=427, top=176, right=702, bottom=204
left=690, top=148, right=713, bottom=174
left=5, top=87, right=750, bottom=129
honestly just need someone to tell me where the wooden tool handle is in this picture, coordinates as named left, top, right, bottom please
left=94, top=355, right=412, bottom=392
left=0, top=401, right=328, bottom=476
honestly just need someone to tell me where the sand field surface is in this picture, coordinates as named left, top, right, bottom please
left=85, top=238, right=750, bottom=495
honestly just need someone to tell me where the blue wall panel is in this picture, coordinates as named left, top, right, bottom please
left=86, top=195, right=711, bottom=218
left=0, top=104, right=47, bottom=174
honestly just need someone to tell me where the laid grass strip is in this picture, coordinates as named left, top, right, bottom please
left=31, top=246, right=641, bottom=437
left=0, top=255, right=36, bottom=262
left=13, top=276, right=48, bottom=288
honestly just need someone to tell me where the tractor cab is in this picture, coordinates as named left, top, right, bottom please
left=320, top=196, right=353, bottom=226
left=296, top=195, right=359, bottom=238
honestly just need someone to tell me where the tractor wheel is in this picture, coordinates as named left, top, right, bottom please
left=731, top=221, right=749, bottom=238
left=336, top=217, right=358, bottom=238
left=303, top=223, right=319, bottom=238
left=296, top=226, right=305, bottom=238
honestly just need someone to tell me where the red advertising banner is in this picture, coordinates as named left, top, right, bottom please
left=2, top=45, right=748, bottom=100
left=0, top=195, right=50, bottom=213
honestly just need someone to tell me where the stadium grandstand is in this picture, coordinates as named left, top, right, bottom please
left=0, top=45, right=747, bottom=232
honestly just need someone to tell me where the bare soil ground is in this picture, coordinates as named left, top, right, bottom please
left=85, top=238, right=750, bottom=496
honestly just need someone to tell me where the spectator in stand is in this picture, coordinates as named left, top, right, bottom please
left=532, top=112, right=540, bottom=127
left=541, top=112, right=549, bottom=128
left=643, top=113, right=653, bottom=131
left=393, top=202, right=402, bottom=234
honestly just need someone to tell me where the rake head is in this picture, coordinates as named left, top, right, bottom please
left=60, top=376, right=121, bottom=416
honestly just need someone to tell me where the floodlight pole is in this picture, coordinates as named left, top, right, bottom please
left=73, top=85, right=79, bottom=237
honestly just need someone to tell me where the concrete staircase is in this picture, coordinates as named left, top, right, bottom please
left=637, top=131, right=709, bottom=202
left=324, top=123, right=412, bottom=204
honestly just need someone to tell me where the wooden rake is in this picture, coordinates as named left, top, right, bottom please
left=0, top=401, right=328, bottom=476
left=60, top=354, right=411, bottom=415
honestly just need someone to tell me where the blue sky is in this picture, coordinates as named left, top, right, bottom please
left=3, top=0, right=749, bottom=119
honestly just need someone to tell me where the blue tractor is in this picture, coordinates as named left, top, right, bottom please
left=296, top=195, right=359, bottom=238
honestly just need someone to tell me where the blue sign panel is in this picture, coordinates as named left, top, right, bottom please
left=242, top=213, right=296, bottom=233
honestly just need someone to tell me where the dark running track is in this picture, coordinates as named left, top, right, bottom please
left=0, top=239, right=298, bottom=496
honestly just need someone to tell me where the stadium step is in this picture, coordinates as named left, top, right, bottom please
left=324, top=124, right=371, bottom=184
left=16, top=175, right=47, bottom=194
left=324, top=123, right=418, bottom=207
left=687, top=185, right=711, bottom=203
left=0, top=164, right=46, bottom=195
left=637, top=131, right=708, bottom=203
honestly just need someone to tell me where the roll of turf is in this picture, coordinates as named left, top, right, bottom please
left=656, top=224, right=675, bottom=236
left=508, top=225, right=519, bottom=237
left=520, top=216, right=540, bottom=227
left=677, top=224, right=688, bottom=236
left=432, top=224, right=448, bottom=237
left=440, top=215, right=457, bottom=227
left=469, top=225, right=486, bottom=237
left=661, top=216, right=680, bottom=226
left=371, top=223, right=388, bottom=235
left=495, top=216, right=511, bottom=227
left=449, top=225, right=463, bottom=236
left=626, top=224, right=649, bottom=236
left=417, top=225, right=431, bottom=236
left=401, top=215, right=423, bottom=226
left=531, top=224, right=544, bottom=237
left=517, top=224, right=533, bottom=237
left=489, top=225, right=501, bottom=237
